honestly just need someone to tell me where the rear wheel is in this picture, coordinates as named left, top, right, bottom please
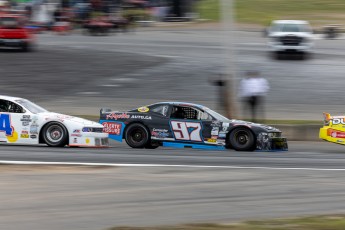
left=229, top=127, right=255, bottom=151
left=125, top=123, right=150, bottom=148
left=42, top=122, right=68, bottom=147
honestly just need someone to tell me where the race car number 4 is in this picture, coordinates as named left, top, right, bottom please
left=170, top=121, right=202, bottom=142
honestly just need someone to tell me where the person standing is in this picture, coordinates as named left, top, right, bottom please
left=239, top=71, right=270, bottom=122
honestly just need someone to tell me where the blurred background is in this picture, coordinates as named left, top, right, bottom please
left=1, top=0, right=345, bottom=121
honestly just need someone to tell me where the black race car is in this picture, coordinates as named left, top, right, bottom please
left=99, top=102, right=288, bottom=151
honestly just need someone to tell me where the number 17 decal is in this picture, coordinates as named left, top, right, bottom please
left=170, top=121, right=202, bottom=142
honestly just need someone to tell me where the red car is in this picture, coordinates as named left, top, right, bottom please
left=0, top=14, right=35, bottom=51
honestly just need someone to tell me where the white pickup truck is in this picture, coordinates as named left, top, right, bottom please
left=267, top=20, right=314, bottom=58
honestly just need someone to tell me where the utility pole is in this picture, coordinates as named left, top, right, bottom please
left=220, top=0, right=237, bottom=118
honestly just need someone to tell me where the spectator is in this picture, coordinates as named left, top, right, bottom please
left=239, top=70, right=270, bottom=122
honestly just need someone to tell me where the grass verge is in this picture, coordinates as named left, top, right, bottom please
left=108, top=214, right=345, bottom=230
left=196, top=0, right=345, bottom=27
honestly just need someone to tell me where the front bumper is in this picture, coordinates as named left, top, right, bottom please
left=268, top=42, right=312, bottom=52
left=256, top=133, right=288, bottom=151
left=69, top=132, right=109, bottom=147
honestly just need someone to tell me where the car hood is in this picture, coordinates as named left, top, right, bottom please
left=40, top=112, right=102, bottom=127
left=228, top=119, right=281, bottom=132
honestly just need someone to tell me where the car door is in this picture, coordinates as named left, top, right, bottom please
left=146, top=104, right=173, bottom=141
left=0, top=99, right=37, bottom=144
left=169, top=105, right=205, bottom=143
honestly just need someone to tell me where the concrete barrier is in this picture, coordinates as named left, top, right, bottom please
left=274, top=125, right=321, bottom=141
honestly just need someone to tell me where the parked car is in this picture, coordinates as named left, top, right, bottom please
left=99, top=102, right=288, bottom=151
left=267, top=20, right=313, bottom=58
left=0, top=14, right=35, bottom=51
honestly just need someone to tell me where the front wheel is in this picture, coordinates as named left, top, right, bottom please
left=42, top=122, right=68, bottom=147
left=229, top=127, right=255, bottom=151
left=124, top=123, right=150, bottom=148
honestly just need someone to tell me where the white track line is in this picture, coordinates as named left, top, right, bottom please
left=0, top=160, right=345, bottom=171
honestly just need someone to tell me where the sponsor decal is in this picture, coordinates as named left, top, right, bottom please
left=138, top=107, right=149, bottom=113
left=20, top=115, right=31, bottom=122
left=56, top=115, right=72, bottom=120
left=170, top=121, right=202, bottom=142
left=85, top=138, right=90, bottom=144
left=211, top=120, right=221, bottom=127
left=30, top=118, right=39, bottom=134
left=151, top=128, right=169, bottom=138
left=331, top=130, right=345, bottom=138
left=22, top=121, right=30, bottom=126
left=211, top=127, right=219, bottom=136
left=218, top=132, right=227, bottom=138
left=73, top=138, right=78, bottom=143
left=106, top=113, right=130, bottom=120
left=73, top=129, right=81, bottom=133
left=131, top=115, right=152, bottom=120
left=20, top=134, right=29, bottom=138
left=217, top=139, right=226, bottom=144
left=71, top=134, right=82, bottom=137
left=206, top=138, right=217, bottom=143
left=102, top=122, right=122, bottom=135
left=21, top=131, right=29, bottom=134
left=153, top=128, right=168, bottom=132
left=30, top=135, right=37, bottom=139
left=7, top=131, right=18, bottom=143
left=332, top=118, right=345, bottom=125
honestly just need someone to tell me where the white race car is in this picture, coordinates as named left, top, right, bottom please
left=0, top=95, right=109, bottom=147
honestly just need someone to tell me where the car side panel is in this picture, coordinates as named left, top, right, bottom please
left=0, top=112, right=39, bottom=144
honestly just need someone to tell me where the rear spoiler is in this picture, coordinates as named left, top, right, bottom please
left=100, top=108, right=112, bottom=115
left=323, top=112, right=331, bottom=126
left=100, top=108, right=112, bottom=120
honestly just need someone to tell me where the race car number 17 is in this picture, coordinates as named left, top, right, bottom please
left=170, top=121, right=202, bottom=142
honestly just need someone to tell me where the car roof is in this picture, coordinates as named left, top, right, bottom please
left=272, top=20, right=309, bottom=25
left=0, top=95, right=25, bottom=101
left=154, top=102, right=205, bottom=109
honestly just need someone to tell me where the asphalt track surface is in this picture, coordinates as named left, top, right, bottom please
left=2, top=141, right=345, bottom=230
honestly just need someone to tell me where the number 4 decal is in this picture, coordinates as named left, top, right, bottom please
left=0, top=114, right=13, bottom=136
left=170, top=121, right=202, bottom=142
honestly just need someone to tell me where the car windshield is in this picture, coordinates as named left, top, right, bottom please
left=0, top=17, right=19, bottom=27
left=272, top=23, right=310, bottom=33
left=204, top=107, right=230, bottom=121
left=15, top=99, right=47, bottom=114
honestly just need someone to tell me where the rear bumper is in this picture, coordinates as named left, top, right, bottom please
left=319, top=127, right=345, bottom=145
left=0, top=38, right=29, bottom=47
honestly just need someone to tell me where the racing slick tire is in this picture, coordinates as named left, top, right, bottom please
left=229, top=127, right=256, bottom=151
left=42, top=122, right=68, bottom=147
left=125, top=123, right=150, bottom=148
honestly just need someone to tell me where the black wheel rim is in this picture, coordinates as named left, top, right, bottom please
left=235, top=130, right=249, bottom=146
left=131, top=128, right=146, bottom=143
